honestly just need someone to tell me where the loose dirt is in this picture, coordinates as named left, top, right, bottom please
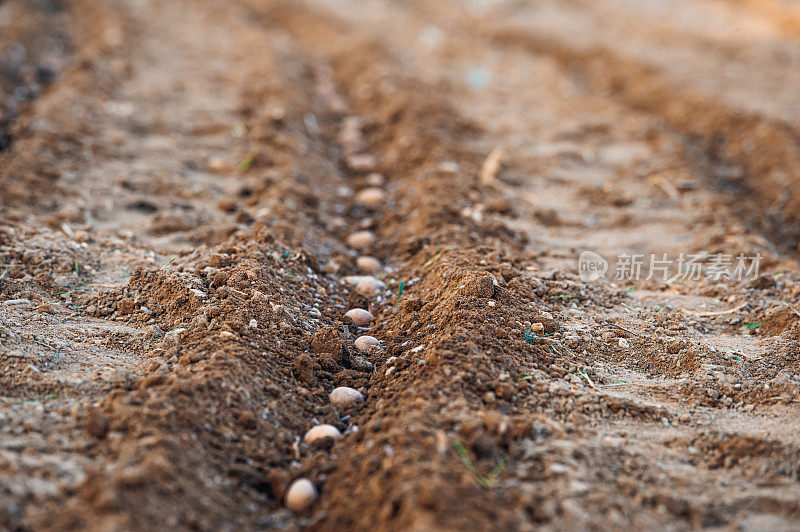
left=3, top=0, right=800, bottom=530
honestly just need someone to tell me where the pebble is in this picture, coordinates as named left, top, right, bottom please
left=345, top=308, right=374, bottom=327
left=304, top=424, right=342, bottom=445
left=357, top=277, right=386, bottom=297
left=356, top=256, right=382, bottom=273
left=249, top=319, right=258, bottom=328
left=354, top=187, right=387, bottom=208
left=208, top=157, right=227, bottom=172
left=618, top=338, right=630, bottom=349
left=347, top=154, right=376, bottom=172
left=285, top=478, right=318, bottom=513
left=346, top=231, right=375, bottom=249
left=366, top=173, right=385, bottom=187
left=343, top=275, right=373, bottom=285
left=355, top=335, right=380, bottom=352
left=329, top=387, right=364, bottom=410
left=164, top=328, right=186, bottom=344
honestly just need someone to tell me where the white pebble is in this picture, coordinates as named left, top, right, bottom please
left=285, top=478, right=318, bottom=512
left=345, top=308, right=374, bottom=327
left=343, top=275, right=372, bottom=285
left=304, top=424, right=342, bottom=445
left=355, top=187, right=387, bottom=208
left=355, top=335, right=380, bottom=352
left=346, top=231, right=375, bottom=249
left=347, top=154, right=376, bottom=171
left=329, top=387, right=364, bottom=410
left=356, top=256, right=382, bottom=273
left=366, top=172, right=385, bottom=186
left=164, top=328, right=186, bottom=344
left=357, top=277, right=386, bottom=297
left=249, top=319, right=258, bottom=328
left=619, top=338, right=630, bottom=348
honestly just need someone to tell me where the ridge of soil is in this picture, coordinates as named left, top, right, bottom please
left=3, top=0, right=800, bottom=530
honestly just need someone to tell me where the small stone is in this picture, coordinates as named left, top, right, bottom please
left=347, top=154, right=376, bottom=172
left=85, top=408, right=110, bottom=439
left=385, top=366, right=396, bottom=377
left=329, top=386, right=364, bottom=410
left=356, top=256, right=382, bottom=273
left=304, top=424, right=342, bottom=447
left=346, top=231, right=375, bottom=249
left=345, top=308, right=374, bottom=327
left=351, top=355, right=374, bottom=372
left=357, top=277, right=385, bottom=297
left=249, top=319, right=258, bottom=328
left=530, top=322, right=544, bottom=333
left=355, top=335, right=380, bottom=352
left=618, top=338, right=630, bottom=349
left=164, top=328, right=186, bottom=344
left=323, top=260, right=341, bottom=274
left=208, top=157, right=227, bottom=172
left=354, top=187, right=387, bottom=208
left=285, top=478, right=318, bottom=513
left=366, top=173, right=385, bottom=186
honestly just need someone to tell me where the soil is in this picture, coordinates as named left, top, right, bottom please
left=3, top=0, right=800, bottom=530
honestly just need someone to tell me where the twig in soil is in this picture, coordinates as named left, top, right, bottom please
left=398, top=281, right=405, bottom=297
left=33, top=339, right=60, bottom=364
left=647, top=175, right=680, bottom=201
left=679, top=301, right=747, bottom=317
left=550, top=345, right=565, bottom=357
left=422, top=246, right=451, bottom=268
left=452, top=440, right=506, bottom=489
left=161, top=257, right=177, bottom=269
left=479, top=146, right=504, bottom=187
left=577, top=369, right=600, bottom=391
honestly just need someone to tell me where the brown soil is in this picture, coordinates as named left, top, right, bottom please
left=3, top=0, right=800, bottom=530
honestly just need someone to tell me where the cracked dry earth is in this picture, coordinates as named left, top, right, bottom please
left=3, top=0, right=800, bottom=530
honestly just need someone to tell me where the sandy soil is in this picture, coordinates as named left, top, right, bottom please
left=3, top=0, right=800, bottom=530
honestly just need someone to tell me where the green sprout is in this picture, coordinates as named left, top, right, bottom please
left=452, top=440, right=507, bottom=489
